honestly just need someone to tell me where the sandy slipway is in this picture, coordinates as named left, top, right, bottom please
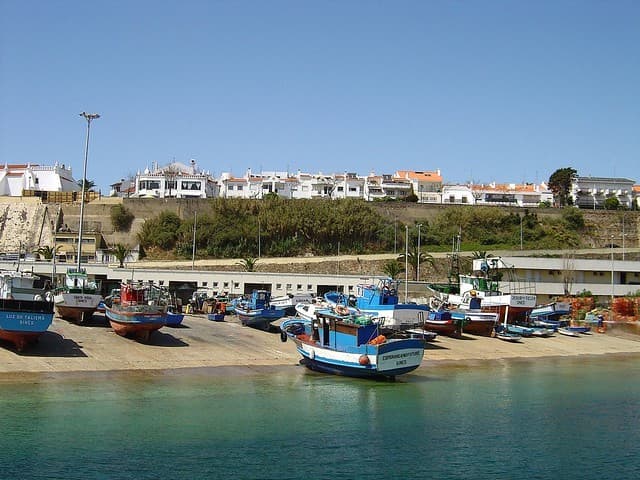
left=0, top=313, right=639, bottom=377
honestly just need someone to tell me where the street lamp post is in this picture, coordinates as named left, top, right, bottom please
left=611, top=234, right=615, bottom=316
left=258, top=218, right=261, bottom=258
left=77, top=112, right=99, bottom=270
left=520, top=214, right=523, bottom=250
left=404, top=225, right=408, bottom=302
left=416, top=224, right=422, bottom=281
left=394, top=217, right=397, bottom=254
left=191, top=211, right=197, bottom=270
left=622, top=214, right=626, bottom=261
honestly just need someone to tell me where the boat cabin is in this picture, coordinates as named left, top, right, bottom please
left=313, top=310, right=380, bottom=348
left=248, top=289, right=272, bottom=310
left=355, top=278, right=399, bottom=307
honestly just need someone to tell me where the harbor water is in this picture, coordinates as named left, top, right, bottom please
left=1, top=357, right=639, bottom=479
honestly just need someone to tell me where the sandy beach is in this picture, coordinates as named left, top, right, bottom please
left=1, top=313, right=639, bottom=380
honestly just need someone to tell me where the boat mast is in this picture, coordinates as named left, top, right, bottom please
left=77, top=112, right=100, bottom=272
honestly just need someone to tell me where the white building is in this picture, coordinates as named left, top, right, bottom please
left=0, top=163, right=79, bottom=196
left=571, top=176, right=635, bottom=210
left=441, top=184, right=475, bottom=205
left=133, top=160, right=217, bottom=199
left=471, top=183, right=553, bottom=207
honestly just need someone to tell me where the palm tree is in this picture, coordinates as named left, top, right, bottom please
left=34, top=245, right=59, bottom=260
left=382, top=259, right=404, bottom=279
left=77, top=178, right=96, bottom=191
left=112, top=243, right=131, bottom=268
left=237, top=256, right=259, bottom=272
left=398, top=246, right=434, bottom=281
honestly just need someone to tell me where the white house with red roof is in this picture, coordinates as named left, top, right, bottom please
left=0, top=162, right=80, bottom=196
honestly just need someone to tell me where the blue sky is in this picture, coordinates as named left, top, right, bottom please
left=1, top=0, right=638, bottom=194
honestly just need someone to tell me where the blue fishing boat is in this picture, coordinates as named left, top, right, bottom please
left=324, top=277, right=428, bottom=331
left=166, top=310, right=185, bottom=326
left=505, top=323, right=535, bottom=337
left=529, top=301, right=571, bottom=322
left=235, top=290, right=286, bottom=331
left=279, top=307, right=424, bottom=380
left=105, top=281, right=168, bottom=342
left=0, top=270, right=55, bottom=351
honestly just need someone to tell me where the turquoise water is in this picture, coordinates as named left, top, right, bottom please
left=1, top=358, right=639, bottom=480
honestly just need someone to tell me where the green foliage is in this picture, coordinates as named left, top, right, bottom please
left=135, top=197, right=598, bottom=259
left=77, top=178, right=96, bottom=191
left=137, top=211, right=182, bottom=250
left=603, top=196, right=620, bottom=210
left=110, top=204, right=135, bottom=232
left=34, top=245, right=59, bottom=260
left=404, top=193, right=418, bottom=202
left=111, top=243, right=131, bottom=268
left=381, top=260, right=404, bottom=279
left=136, top=198, right=392, bottom=260
left=561, top=207, right=585, bottom=230
left=398, top=246, right=434, bottom=281
left=548, top=167, right=577, bottom=207
left=237, top=257, right=259, bottom=272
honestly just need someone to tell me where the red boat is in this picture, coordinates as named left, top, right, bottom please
left=105, top=282, right=167, bottom=342
left=420, top=310, right=459, bottom=336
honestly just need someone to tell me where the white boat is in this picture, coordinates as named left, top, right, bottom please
left=496, top=331, right=522, bottom=342
left=294, top=300, right=330, bottom=320
left=558, top=327, right=580, bottom=337
left=54, top=267, right=102, bottom=323
left=269, top=293, right=316, bottom=315
left=280, top=309, right=425, bottom=379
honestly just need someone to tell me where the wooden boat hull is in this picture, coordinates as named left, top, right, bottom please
left=0, top=299, right=54, bottom=351
left=54, top=292, right=102, bottom=323
left=463, top=320, right=497, bottom=336
left=421, top=320, right=458, bottom=336
left=105, top=306, right=166, bottom=342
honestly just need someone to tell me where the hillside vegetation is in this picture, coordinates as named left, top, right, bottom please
left=132, top=197, right=622, bottom=260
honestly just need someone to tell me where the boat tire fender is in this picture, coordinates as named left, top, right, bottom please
left=280, top=330, right=288, bottom=342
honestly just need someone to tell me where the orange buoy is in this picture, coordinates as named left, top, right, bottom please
left=359, top=354, right=370, bottom=365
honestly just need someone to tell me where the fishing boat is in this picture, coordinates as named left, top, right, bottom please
left=495, top=331, right=523, bottom=342
left=294, top=298, right=331, bottom=321
left=434, top=257, right=537, bottom=324
left=235, top=290, right=286, bottom=331
left=166, top=309, right=185, bottom=326
left=105, top=281, right=168, bottom=342
left=53, top=267, right=103, bottom=323
left=269, top=292, right=316, bottom=316
left=558, top=327, right=581, bottom=337
left=418, top=309, right=459, bottom=336
left=324, top=277, right=428, bottom=331
left=529, top=301, right=571, bottom=321
left=0, top=270, right=55, bottom=351
left=279, top=307, right=424, bottom=380
left=504, top=324, right=535, bottom=337
left=449, top=308, right=499, bottom=336
left=564, top=325, right=591, bottom=334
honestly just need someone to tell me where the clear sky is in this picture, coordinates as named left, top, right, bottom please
left=1, top=0, right=638, bottom=194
